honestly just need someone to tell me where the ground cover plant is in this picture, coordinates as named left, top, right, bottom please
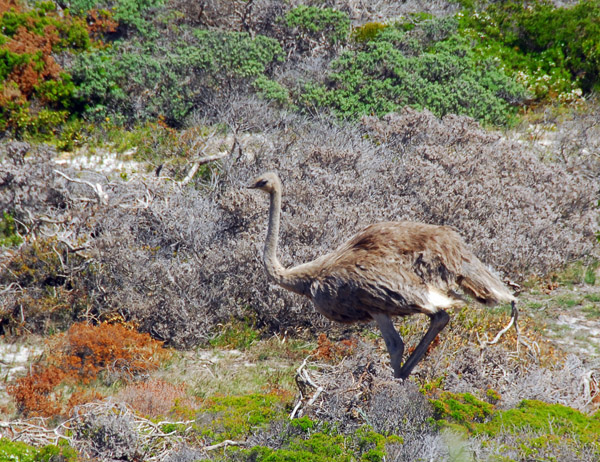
left=1, top=0, right=600, bottom=461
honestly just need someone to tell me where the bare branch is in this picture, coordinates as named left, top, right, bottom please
left=53, top=169, right=108, bottom=205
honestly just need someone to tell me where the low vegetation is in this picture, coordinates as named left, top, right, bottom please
left=1, top=0, right=599, bottom=460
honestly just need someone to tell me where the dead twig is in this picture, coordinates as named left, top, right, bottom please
left=54, top=169, right=108, bottom=205
left=290, top=356, right=324, bottom=419
left=204, top=439, right=247, bottom=451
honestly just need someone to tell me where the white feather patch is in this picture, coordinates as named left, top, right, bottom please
left=426, top=288, right=456, bottom=309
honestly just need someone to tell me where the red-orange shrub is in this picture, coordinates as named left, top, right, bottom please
left=51, top=322, right=170, bottom=384
left=7, top=365, right=65, bottom=417
left=312, top=333, right=357, bottom=362
left=8, top=322, right=170, bottom=417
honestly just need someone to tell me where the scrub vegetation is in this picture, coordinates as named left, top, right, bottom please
left=1, top=0, right=599, bottom=460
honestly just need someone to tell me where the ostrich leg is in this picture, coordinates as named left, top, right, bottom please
left=397, top=311, right=449, bottom=379
left=371, top=312, right=405, bottom=378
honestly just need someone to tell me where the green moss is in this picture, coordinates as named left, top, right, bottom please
left=0, top=439, right=37, bottom=462
left=0, top=211, right=23, bottom=247
left=352, top=22, right=388, bottom=43
left=430, top=392, right=494, bottom=432
left=197, top=393, right=289, bottom=442
left=431, top=394, right=600, bottom=458
left=480, top=400, right=600, bottom=443
left=237, top=425, right=400, bottom=462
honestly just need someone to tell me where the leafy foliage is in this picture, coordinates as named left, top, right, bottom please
left=299, top=18, right=527, bottom=125
left=67, top=0, right=165, bottom=35
left=459, top=0, right=600, bottom=101
left=0, top=0, right=90, bottom=135
left=71, top=29, right=283, bottom=126
left=285, top=5, right=350, bottom=48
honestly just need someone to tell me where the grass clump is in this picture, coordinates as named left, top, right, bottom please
left=209, top=318, right=261, bottom=351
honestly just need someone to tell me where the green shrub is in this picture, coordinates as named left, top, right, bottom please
left=0, top=439, right=77, bottom=462
left=253, top=76, right=292, bottom=106
left=72, top=29, right=283, bottom=126
left=0, top=2, right=90, bottom=136
left=285, top=5, right=350, bottom=46
left=68, top=0, right=165, bottom=35
left=0, top=211, right=22, bottom=247
left=431, top=392, right=600, bottom=459
left=299, top=20, right=527, bottom=125
left=239, top=424, right=400, bottom=462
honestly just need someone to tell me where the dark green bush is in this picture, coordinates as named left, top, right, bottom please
left=68, top=0, right=165, bottom=35
left=299, top=20, right=527, bottom=125
left=285, top=5, right=350, bottom=46
left=72, top=29, right=283, bottom=126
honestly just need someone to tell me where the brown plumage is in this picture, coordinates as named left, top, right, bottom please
left=248, top=172, right=516, bottom=379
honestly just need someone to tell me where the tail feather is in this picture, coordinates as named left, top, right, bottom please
left=459, top=259, right=515, bottom=306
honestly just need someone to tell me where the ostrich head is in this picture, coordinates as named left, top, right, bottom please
left=248, top=171, right=281, bottom=194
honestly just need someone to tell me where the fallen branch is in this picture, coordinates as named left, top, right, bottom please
left=180, top=153, right=229, bottom=185
left=290, top=356, right=324, bottom=419
left=204, top=439, right=246, bottom=451
left=54, top=169, right=108, bottom=205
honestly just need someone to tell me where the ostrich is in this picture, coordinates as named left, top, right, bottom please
left=248, top=171, right=517, bottom=379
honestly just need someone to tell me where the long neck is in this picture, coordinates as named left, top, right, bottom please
left=263, top=186, right=308, bottom=296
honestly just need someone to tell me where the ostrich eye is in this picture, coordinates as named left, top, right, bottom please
left=255, top=179, right=268, bottom=187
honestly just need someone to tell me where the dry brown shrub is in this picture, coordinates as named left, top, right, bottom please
left=1, top=102, right=597, bottom=345
left=6, top=322, right=170, bottom=417
left=312, top=333, right=357, bottom=361
left=86, top=9, right=118, bottom=40
left=116, top=378, right=193, bottom=417
left=49, top=322, right=170, bottom=384
left=7, top=365, right=65, bottom=417
left=5, top=25, right=62, bottom=97
left=0, top=0, right=18, bottom=14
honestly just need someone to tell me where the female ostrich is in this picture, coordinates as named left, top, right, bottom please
left=249, top=172, right=516, bottom=379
